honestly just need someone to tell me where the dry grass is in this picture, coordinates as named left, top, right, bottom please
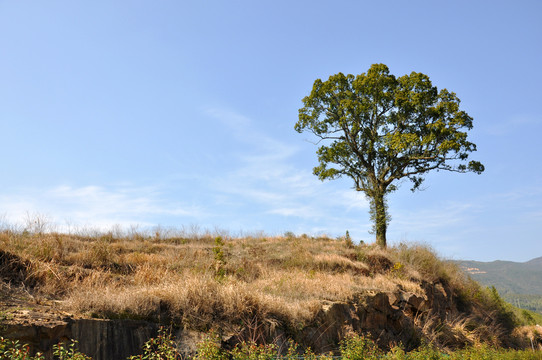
left=0, top=227, right=532, bottom=350
left=0, top=230, right=421, bottom=324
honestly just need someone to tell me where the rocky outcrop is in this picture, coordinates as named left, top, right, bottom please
left=297, top=281, right=475, bottom=353
left=300, top=292, right=421, bottom=353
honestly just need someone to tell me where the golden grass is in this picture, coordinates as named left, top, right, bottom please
left=0, top=227, right=531, bottom=350
left=0, top=230, right=424, bottom=324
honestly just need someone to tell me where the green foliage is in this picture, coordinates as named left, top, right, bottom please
left=344, top=230, right=354, bottom=248
left=283, top=231, right=296, bottom=240
left=0, top=338, right=90, bottom=360
left=487, top=286, right=518, bottom=330
left=53, top=340, right=91, bottom=360
left=295, top=64, right=484, bottom=247
left=507, top=295, right=542, bottom=316
left=390, top=261, right=406, bottom=278
left=339, top=333, right=383, bottom=359
left=390, top=343, right=442, bottom=360
left=521, top=309, right=536, bottom=325
left=194, top=330, right=227, bottom=360
left=0, top=337, right=44, bottom=360
left=213, top=237, right=225, bottom=263
left=449, top=344, right=542, bottom=360
left=213, top=236, right=226, bottom=281
left=230, top=341, right=277, bottom=360
left=129, top=327, right=182, bottom=360
left=284, top=342, right=333, bottom=360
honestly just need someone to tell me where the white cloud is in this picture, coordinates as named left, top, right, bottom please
left=0, top=184, right=203, bottom=231
left=204, top=106, right=370, bottom=227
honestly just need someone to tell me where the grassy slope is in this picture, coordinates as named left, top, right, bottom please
left=0, top=229, right=540, bottom=352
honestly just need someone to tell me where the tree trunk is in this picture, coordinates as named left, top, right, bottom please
left=373, top=191, right=388, bottom=248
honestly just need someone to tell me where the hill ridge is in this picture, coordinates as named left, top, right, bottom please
left=457, top=255, right=542, bottom=314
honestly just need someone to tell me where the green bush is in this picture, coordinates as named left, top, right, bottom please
left=129, top=327, right=182, bottom=360
left=194, top=330, right=227, bottom=360
left=339, top=334, right=383, bottom=360
left=53, top=340, right=91, bottom=360
left=230, top=341, right=276, bottom=360
left=0, top=337, right=90, bottom=360
left=0, top=337, right=44, bottom=360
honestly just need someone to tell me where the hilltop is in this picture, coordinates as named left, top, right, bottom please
left=0, top=229, right=541, bottom=359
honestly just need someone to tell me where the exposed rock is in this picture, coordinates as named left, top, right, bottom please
left=1, top=317, right=159, bottom=359
left=300, top=292, right=420, bottom=353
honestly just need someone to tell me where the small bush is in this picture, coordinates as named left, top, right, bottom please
left=129, top=327, right=182, bottom=360
left=344, top=230, right=354, bottom=249
left=53, top=340, right=91, bottom=360
left=194, top=330, right=227, bottom=360
left=0, top=337, right=44, bottom=360
left=0, top=338, right=91, bottom=360
left=339, top=334, right=383, bottom=360
left=213, top=237, right=226, bottom=281
left=230, top=341, right=277, bottom=360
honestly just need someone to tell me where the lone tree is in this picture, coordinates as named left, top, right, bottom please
left=295, top=64, right=484, bottom=247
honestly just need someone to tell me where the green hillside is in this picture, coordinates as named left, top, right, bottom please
left=457, top=257, right=542, bottom=314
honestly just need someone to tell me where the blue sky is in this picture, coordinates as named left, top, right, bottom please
left=0, top=1, right=541, bottom=262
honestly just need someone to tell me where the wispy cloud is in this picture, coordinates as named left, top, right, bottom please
left=0, top=106, right=371, bottom=237
left=0, top=184, right=204, bottom=230
left=207, top=109, right=374, bottom=236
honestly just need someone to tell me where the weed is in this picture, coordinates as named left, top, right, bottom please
left=230, top=341, right=276, bottom=360
left=53, top=340, right=91, bottom=360
left=339, top=334, right=383, bottom=359
left=344, top=230, right=354, bottom=249
left=0, top=337, right=44, bottom=360
left=129, top=327, right=182, bottom=360
left=213, top=237, right=226, bottom=281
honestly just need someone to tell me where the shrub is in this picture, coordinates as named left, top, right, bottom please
left=194, top=330, right=227, bottom=360
left=230, top=341, right=277, bottom=360
left=0, top=338, right=91, bottom=360
left=339, top=334, right=382, bottom=360
left=0, top=337, right=44, bottom=360
left=128, top=327, right=182, bottom=360
left=344, top=231, right=354, bottom=249
left=213, top=237, right=226, bottom=281
left=53, top=340, right=91, bottom=360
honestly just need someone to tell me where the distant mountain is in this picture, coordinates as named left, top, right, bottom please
left=457, top=256, right=542, bottom=295
left=456, top=256, right=542, bottom=313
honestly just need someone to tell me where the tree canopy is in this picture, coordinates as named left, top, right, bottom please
left=295, top=64, right=484, bottom=247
